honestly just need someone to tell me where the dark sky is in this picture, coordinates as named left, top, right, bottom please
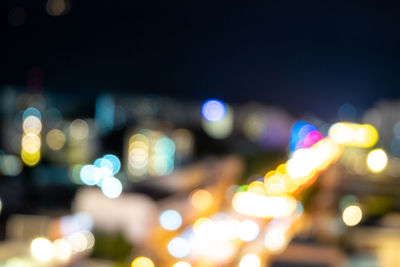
left=2, top=0, right=400, bottom=119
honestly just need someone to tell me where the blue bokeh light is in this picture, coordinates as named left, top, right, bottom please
left=23, top=107, right=41, bottom=120
left=103, top=154, right=121, bottom=174
left=201, top=99, right=226, bottom=122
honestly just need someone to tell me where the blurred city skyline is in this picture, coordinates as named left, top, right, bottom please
left=3, top=1, right=400, bottom=119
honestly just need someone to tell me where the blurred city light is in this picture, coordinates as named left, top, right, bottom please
left=238, top=220, right=260, bottom=242
left=101, top=177, right=123, bottom=199
left=201, top=105, right=233, bottom=139
left=201, top=99, right=226, bottom=122
left=329, top=122, right=378, bottom=148
left=173, top=261, right=192, bottom=267
left=46, top=129, right=66, bottom=150
left=53, top=238, right=72, bottom=262
left=366, top=148, right=388, bottom=173
left=30, top=237, right=56, bottom=262
left=239, top=253, right=261, bottom=267
left=342, top=205, right=363, bottom=226
left=131, top=256, right=155, bottom=267
left=168, top=237, right=191, bottom=258
left=190, top=189, right=214, bottom=211
left=159, top=209, right=182, bottom=231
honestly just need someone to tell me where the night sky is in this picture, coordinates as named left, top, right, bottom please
left=2, top=0, right=400, bottom=119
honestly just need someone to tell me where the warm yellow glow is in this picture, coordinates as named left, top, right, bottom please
left=239, top=253, right=261, bottom=267
left=53, top=238, right=72, bottom=261
left=342, top=205, right=362, bottom=226
left=131, top=256, right=154, bottom=267
left=30, top=237, right=55, bottom=262
left=285, top=138, right=341, bottom=189
left=69, top=119, right=89, bottom=141
left=22, top=133, right=41, bottom=154
left=329, top=122, right=378, bottom=148
left=21, top=149, right=40, bottom=166
left=191, top=189, right=213, bottom=211
left=248, top=181, right=266, bottom=195
left=128, top=134, right=150, bottom=177
left=46, top=129, right=66, bottom=150
left=21, top=114, right=42, bottom=167
left=173, top=261, right=192, bottom=267
left=264, top=173, right=294, bottom=196
left=232, top=192, right=297, bottom=218
left=366, top=148, right=388, bottom=173
left=264, top=229, right=287, bottom=252
left=193, top=217, right=214, bottom=236
left=66, top=231, right=94, bottom=252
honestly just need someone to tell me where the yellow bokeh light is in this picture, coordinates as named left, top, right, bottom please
left=21, top=149, right=40, bottom=166
left=131, top=256, right=154, bottom=267
left=248, top=181, right=266, bottom=195
left=46, top=129, right=66, bottom=150
left=342, top=205, right=362, bottom=226
left=366, top=148, right=388, bottom=173
left=69, top=119, right=89, bottom=141
left=193, top=217, right=214, bottom=236
left=22, top=133, right=41, bottom=154
left=239, top=253, right=261, bottom=267
left=232, top=192, right=297, bottom=218
left=329, top=122, right=378, bottom=148
left=173, top=261, right=192, bottom=267
left=30, top=237, right=55, bottom=262
left=190, top=189, right=213, bottom=211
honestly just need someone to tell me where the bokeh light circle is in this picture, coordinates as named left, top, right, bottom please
left=101, top=177, right=123, bottom=199
left=168, top=237, right=191, bottom=258
left=159, top=210, right=182, bottom=231
left=201, top=99, right=226, bottom=122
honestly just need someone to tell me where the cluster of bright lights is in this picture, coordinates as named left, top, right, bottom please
left=228, top=123, right=344, bottom=264
left=166, top=215, right=261, bottom=264
left=329, top=122, right=378, bottom=148
left=233, top=134, right=342, bottom=219
left=155, top=121, right=380, bottom=266
left=30, top=231, right=94, bottom=263
left=127, top=130, right=175, bottom=179
left=21, top=107, right=42, bottom=166
left=286, top=138, right=342, bottom=186
left=80, top=154, right=123, bottom=199
left=232, top=193, right=297, bottom=218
